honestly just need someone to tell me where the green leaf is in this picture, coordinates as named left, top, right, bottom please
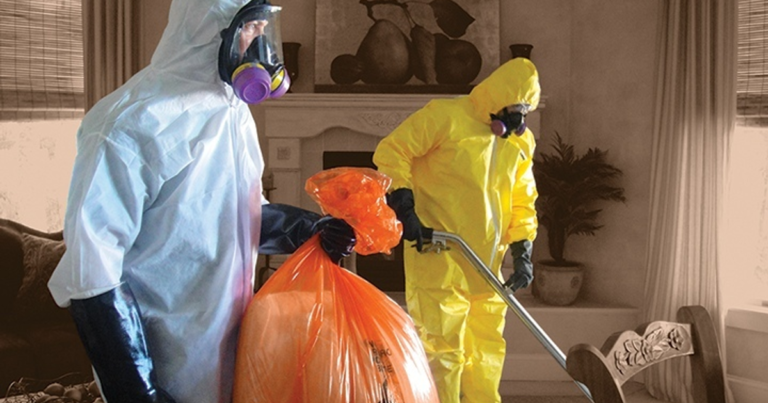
left=533, top=132, right=626, bottom=262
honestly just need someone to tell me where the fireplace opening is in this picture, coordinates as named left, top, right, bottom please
left=323, top=151, right=405, bottom=292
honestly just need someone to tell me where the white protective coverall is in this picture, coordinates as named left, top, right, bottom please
left=372, top=58, right=540, bottom=403
left=48, top=1, right=262, bottom=402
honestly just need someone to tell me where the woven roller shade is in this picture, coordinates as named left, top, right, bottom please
left=0, top=0, right=84, bottom=121
left=738, top=0, right=768, bottom=126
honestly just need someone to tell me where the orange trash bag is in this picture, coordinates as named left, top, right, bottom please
left=233, top=168, right=439, bottom=403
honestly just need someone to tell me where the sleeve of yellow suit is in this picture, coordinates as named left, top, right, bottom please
left=373, top=102, right=443, bottom=191
left=506, top=131, right=539, bottom=243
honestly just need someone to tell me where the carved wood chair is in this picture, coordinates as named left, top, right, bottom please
left=566, top=305, right=725, bottom=403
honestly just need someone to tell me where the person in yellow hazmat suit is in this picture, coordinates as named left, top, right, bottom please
left=372, top=57, right=540, bottom=403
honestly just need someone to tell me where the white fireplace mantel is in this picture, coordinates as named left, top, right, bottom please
left=264, top=93, right=461, bottom=140
left=264, top=93, right=545, bottom=139
left=261, top=93, right=544, bottom=209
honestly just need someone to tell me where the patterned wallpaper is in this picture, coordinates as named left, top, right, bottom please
left=0, top=120, right=80, bottom=232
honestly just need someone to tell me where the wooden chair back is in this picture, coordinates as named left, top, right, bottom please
left=566, top=305, right=725, bottom=403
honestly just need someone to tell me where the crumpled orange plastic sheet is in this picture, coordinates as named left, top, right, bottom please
left=233, top=168, right=438, bottom=403
left=305, top=167, right=402, bottom=255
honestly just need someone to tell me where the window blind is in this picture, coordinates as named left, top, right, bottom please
left=0, top=0, right=84, bottom=121
left=738, top=0, right=768, bottom=127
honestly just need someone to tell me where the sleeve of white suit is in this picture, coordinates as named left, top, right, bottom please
left=48, top=130, right=157, bottom=307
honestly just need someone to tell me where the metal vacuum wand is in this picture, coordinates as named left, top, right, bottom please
left=426, top=231, right=594, bottom=403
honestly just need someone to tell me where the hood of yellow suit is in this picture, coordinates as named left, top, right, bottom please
left=468, top=57, right=541, bottom=124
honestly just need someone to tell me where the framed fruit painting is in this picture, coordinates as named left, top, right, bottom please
left=314, top=0, right=500, bottom=94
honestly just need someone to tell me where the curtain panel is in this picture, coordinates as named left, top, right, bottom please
left=643, top=0, right=736, bottom=402
left=82, top=0, right=141, bottom=111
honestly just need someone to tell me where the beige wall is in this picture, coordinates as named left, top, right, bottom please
left=503, top=1, right=660, bottom=306
left=568, top=1, right=659, bottom=305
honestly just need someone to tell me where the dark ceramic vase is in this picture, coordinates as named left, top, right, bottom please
left=282, top=42, right=301, bottom=91
left=509, top=43, right=533, bottom=60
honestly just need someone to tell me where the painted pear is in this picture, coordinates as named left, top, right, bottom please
left=356, top=19, right=412, bottom=85
left=410, top=24, right=437, bottom=84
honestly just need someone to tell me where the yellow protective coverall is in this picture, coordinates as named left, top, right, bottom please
left=372, top=57, right=540, bottom=403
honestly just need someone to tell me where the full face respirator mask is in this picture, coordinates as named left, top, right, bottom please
left=218, top=0, right=289, bottom=104
left=490, top=104, right=531, bottom=139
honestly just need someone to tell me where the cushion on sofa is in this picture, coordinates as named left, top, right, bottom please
left=0, top=220, right=92, bottom=393
left=10, top=233, right=69, bottom=324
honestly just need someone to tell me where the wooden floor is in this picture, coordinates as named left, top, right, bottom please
left=501, top=383, right=663, bottom=403
left=502, top=397, right=589, bottom=403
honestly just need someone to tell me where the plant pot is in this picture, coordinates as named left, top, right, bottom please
left=534, top=261, right=584, bottom=306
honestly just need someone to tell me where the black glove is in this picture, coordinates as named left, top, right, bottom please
left=260, top=203, right=356, bottom=264
left=313, top=215, right=356, bottom=264
left=69, top=283, right=176, bottom=403
left=387, top=188, right=433, bottom=252
left=504, top=240, right=534, bottom=291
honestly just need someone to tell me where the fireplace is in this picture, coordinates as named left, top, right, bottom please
left=260, top=93, right=544, bottom=291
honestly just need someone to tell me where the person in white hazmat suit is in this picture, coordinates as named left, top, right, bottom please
left=47, top=1, right=356, bottom=402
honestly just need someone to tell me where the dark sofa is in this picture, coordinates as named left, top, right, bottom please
left=0, top=219, right=91, bottom=394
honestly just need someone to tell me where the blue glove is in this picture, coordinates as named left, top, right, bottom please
left=504, top=240, right=533, bottom=291
left=387, top=188, right=433, bottom=252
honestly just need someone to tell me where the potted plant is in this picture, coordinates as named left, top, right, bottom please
left=531, top=132, right=626, bottom=305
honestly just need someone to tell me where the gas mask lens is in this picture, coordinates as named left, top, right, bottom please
left=237, top=20, right=270, bottom=63
left=219, top=3, right=289, bottom=104
left=234, top=10, right=283, bottom=68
